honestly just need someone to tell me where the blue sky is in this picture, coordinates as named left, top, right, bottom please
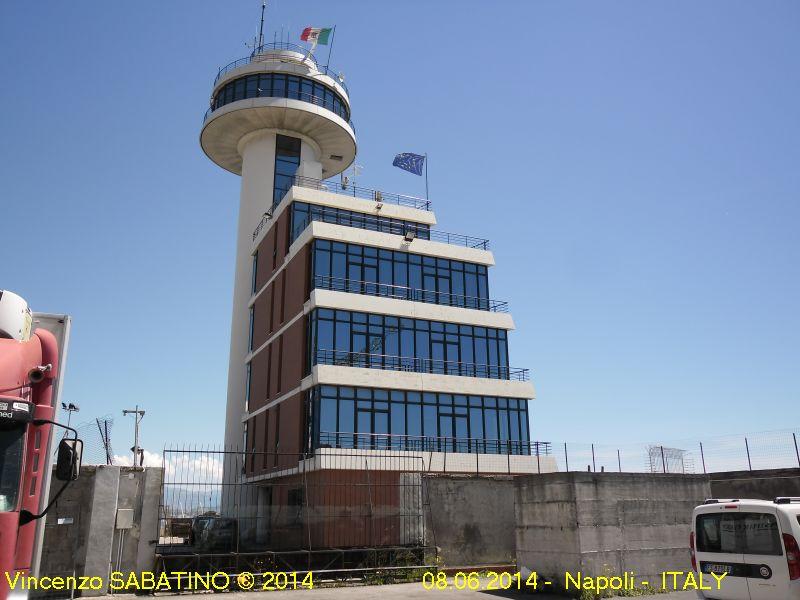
left=2, top=1, right=798, bottom=459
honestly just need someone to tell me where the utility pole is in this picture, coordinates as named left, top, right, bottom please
left=122, top=405, right=145, bottom=466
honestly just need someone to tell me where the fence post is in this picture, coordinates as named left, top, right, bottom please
left=794, top=433, right=800, bottom=468
left=591, top=444, right=596, bottom=473
left=564, top=442, right=569, bottom=472
left=507, top=442, right=511, bottom=474
left=745, top=437, right=752, bottom=471
left=617, top=449, right=622, bottom=473
left=660, top=446, right=667, bottom=473
left=700, top=442, right=707, bottom=474
left=536, top=443, right=541, bottom=474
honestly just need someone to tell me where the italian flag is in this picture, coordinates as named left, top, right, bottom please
left=301, top=27, right=332, bottom=45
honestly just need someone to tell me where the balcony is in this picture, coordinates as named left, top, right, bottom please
left=292, top=175, right=431, bottom=211
left=314, top=349, right=529, bottom=381
left=314, top=275, right=509, bottom=312
left=265, top=204, right=489, bottom=251
left=317, top=432, right=551, bottom=457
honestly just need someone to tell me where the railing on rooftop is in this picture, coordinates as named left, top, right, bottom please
left=293, top=175, right=431, bottom=211
left=289, top=208, right=489, bottom=249
left=213, top=42, right=349, bottom=94
left=317, top=432, right=551, bottom=457
left=314, top=275, right=509, bottom=313
left=314, top=349, right=529, bottom=381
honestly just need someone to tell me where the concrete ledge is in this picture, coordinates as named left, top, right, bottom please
left=308, top=289, right=515, bottom=330
left=302, top=365, right=535, bottom=399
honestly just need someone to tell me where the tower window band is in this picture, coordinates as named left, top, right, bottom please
left=212, top=73, right=350, bottom=122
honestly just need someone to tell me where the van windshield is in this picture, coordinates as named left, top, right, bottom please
left=696, top=512, right=783, bottom=556
left=0, top=423, right=26, bottom=512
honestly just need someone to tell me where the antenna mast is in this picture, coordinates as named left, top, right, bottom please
left=258, top=1, right=266, bottom=49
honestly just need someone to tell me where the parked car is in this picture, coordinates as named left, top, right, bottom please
left=691, top=497, right=800, bottom=599
left=196, top=517, right=238, bottom=553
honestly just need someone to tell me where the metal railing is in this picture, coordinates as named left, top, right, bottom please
left=314, top=349, right=529, bottom=381
left=318, top=432, right=550, bottom=457
left=293, top=175, right=430, bottom=211
left=285, top=205, right=490, bottom=250
left=213, top=42, right=349, bottom=93
left=314, top=275, right=509, bottom=312
left=557, top=429, right=800, bottom=474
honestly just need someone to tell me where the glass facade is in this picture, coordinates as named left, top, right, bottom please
left=213, top=73, right=349, bottom=121
left=310, top=385, right=531, bottom=454
left=290, top=202, right=431, bottom=244
left=273, top=135, right=301, bottom=207
left=308, top=308, right=510, bottom=378
left=310, top=239, right=490, bottom=309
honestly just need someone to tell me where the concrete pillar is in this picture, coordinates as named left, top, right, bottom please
left=135, top=467, right=163, bottom=573
left=224, top=130, right=279, bottom=461
left=81, top=466, right=120, bottom=597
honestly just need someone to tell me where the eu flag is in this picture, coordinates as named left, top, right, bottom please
left=393, top=152, right=425, bottom=176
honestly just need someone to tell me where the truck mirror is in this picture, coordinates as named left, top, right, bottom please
left=55, top=438, right=83, bottom=481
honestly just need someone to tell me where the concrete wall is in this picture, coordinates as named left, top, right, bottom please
left=36, top=465, right=163, bottom=597
left=515, top=472, right=711, bottom=590
left=424, top=474, right=517, bottom=567
left=709, top=467, right=800, bottom=500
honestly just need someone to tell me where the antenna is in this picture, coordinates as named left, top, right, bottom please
left=258, top=1, right=266, bottom=49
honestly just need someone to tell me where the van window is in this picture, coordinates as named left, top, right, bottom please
left=696, top=512, right=783, bottom=556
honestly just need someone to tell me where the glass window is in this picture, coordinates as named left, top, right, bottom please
left=696, top=513, right=783, bottom=556
left=0, top=424, right=25, bottom=511
left=272, top=74, right=286, bottom=97
left=287, top=76, right=300, bottom=99
left=309, top=386, right=531, bottom=455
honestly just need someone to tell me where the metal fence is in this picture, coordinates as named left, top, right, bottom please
left=314, top=349, right=530, bottom=381
left=555, top=428, right=800, bottom=474
left=156, top=446, right=434, bottom=578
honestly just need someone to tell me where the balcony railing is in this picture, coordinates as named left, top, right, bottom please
left=213, top=42, right=349, bottom=94
left=314, top=275, right=509, bottom=312
left=314, top=349, right=529, bottom=381
left=317, top=432, right=551, bottom=457
left=283, top=206, right=489, bottom=250
left=292, top=175, right=431, bottom=211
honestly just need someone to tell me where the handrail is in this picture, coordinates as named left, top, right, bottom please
left=314, top=349, right=529, bottom=381
left=290, top=208, right=489, bottom=249
left=317, top=432, right=550, bottom=456
left=213, top=42, right=349, bottom=94
left=314, top=275, right=509, bottom=313
left=293, top=175, right=430, bottom=211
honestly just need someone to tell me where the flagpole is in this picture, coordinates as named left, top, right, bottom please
left=424, top=153, right=429, bottom=200
left=326, top=25, right=337, bottom=71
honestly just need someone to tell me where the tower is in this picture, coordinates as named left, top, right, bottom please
left=201, top=32, right=555, bottom=539
left=201, top=42, right=356, bottom=456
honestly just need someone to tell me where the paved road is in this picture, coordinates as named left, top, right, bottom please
left=220, top=581, right=698, bottom=600
left=97, top=579, right=698, bottom=600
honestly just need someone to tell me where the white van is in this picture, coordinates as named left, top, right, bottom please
left=691, top=498, right=800, bottom=599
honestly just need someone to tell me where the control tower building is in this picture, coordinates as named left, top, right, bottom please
left=200, top=39, right=553, bottom=492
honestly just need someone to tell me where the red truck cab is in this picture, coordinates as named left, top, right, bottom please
left=0, top=291, right=80, bottom=600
